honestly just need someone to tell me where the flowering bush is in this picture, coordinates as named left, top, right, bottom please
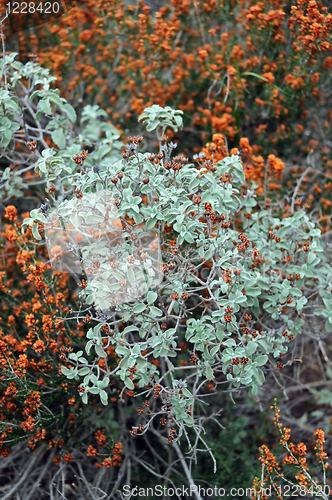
left=3, top=0, right=332, bottom=230
left=1, top=53, right=327, bottom=457
left=252, top=401, right=331, bottom=500
left=0, top=204, right=124, bottom=472
left=0, top=38, right=332, bottom=496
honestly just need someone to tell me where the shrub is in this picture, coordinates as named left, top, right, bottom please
left=4, top=0, right=332, bottom=228
left=0, top=205, right=124, bottom=470
left=0, top=52, right=123, bottom=201
left=0, top=54, right=125, bottom=472
left=1, top=52, right=332, bottom=495
left=252, top=401, right=331, bottom=500
left=19, top=90, right=332, bottom=455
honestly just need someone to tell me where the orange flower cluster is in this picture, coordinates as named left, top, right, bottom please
left=259, top=444, right=281, bottom=473
left=200, top=133, right=285, bottom=194
left=254, top=403, right=332, bottom=497
left=4, top=205, right=18, bottom=222
left=22, top=391, right=42, bottom=416
left=87, top=434, right=123, bottom=468
left=314, top=429, right=329, bottom=466
left=95, top=429, right=108, bottom=447
left=0, top=212, right=119, bottom=459
left=284, top=442, right=308, bottom=469
left=289, top=0, right=332, bottom=55
left=21, top=415, right=35, bottom=432
left=4, top=0, right=329, bottom=150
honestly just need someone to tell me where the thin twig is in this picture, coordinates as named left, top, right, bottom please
left=173, top=442, right=202, bottom=500
left=2, top=445, right=45, bottom=500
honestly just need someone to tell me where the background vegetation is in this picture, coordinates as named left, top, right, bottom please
left=0, top=0, right=332, bottom=499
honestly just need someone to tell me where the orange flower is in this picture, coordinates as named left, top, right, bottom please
left=64, top=453, right=72, bottom=463
left=21, top=416, right=35, bottom=432
left=87, top=445, right=99, bottom=457
left=103, top=457, right=113, bottom=468
left=95, top=429, right=108, bottom=447
left=33, top=339, right=45, bottom=353
left=4, top=206, right=17, bottom=222
left=262, top=72, right=275, bottom=84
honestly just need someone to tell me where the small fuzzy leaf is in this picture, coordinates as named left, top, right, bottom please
left=147, top=291, right=158, bottom=305
left=149, top=306, right=163, bottom=317
left=95, top=345, right=107, bottom=358
left=133, top=303, right=146, bottom=314
left=124, top=377, right=135, bottom=390
left=32, top=224, right=41, bottom=240
left=254, top=354, right=268, bottom=367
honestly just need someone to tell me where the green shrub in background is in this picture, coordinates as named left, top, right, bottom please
left=0, top=52, right=123, bottom=202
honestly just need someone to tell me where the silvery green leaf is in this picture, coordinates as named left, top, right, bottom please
left=128, top=356, right=136, bottom=368
left=78, top=367, right=90, bottom=376
left=133, top=303, right=146, bottom=314
left=210, top=345, right=220, bottom=357
left=146, top=120, right=160, bottom=131
left=149, top=306, right=163, bottom=317
left=82, top=325, right=93, bottom=345
left=101, top=377, right=110, bottom=388
left=97, top=298, right=111, bottom=311
left=89, top=387, right=100, bottom=394
left=119, top=356, right=129, bottom=369
left=99, top=389, right=108, bottom=400
left=147, top=291, right=158, bottom=305
left=32, top=224, right=41, bottom=240
left=177, top=234, right=184, bottom=245
left=173, top=114, right=183, bottom=128
left=254, top=354, right=268, bottom=366
left=127, top=267, right=135, bottom=284
left=245, top=288, right=261, bottom=297
left=182, top=388, right=192, bottom=398
left=62, top=103, right=77, bottom=122
left=95, top=345, right=107, bottom=358
left=1, top=129, right=11, bottom=147
left=61, top=366, right=71, bottom=376
left=86, top=295, right=94, bottom=306
left=123, top=311, right=132, bottom=322
left=67, top=370, right=78, bottom=379
left=124, top=377, right=135, bottom=390
left=222, top=338, right=236, bottom=347
left=123, top=326, right=139, bottom=335
left=184, top=232, right=194, bottom=244
left=86, top=329, right=96, bottom=339
left=296, top=296, right=307, bottom=313
left=116, top=346, right=130, bottom=356
left=132, top=344, right=141, bottom=355
left=254, top=368, right=265, bottom=386
left=37, top=98, right=52, bottom=115
left=205, top=365, right=214, bottom=380
left=146, top=217, right=157, bottom=229
left=51, top=128, right=66, bottom=149
left=257, top=339, right=269, bottom=352
left=246, top=341, right=257, bottom=356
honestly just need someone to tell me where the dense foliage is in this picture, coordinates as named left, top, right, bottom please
left=0, top=1, right=332, bottom=499
left=3, top=0, right=332, bottom=231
